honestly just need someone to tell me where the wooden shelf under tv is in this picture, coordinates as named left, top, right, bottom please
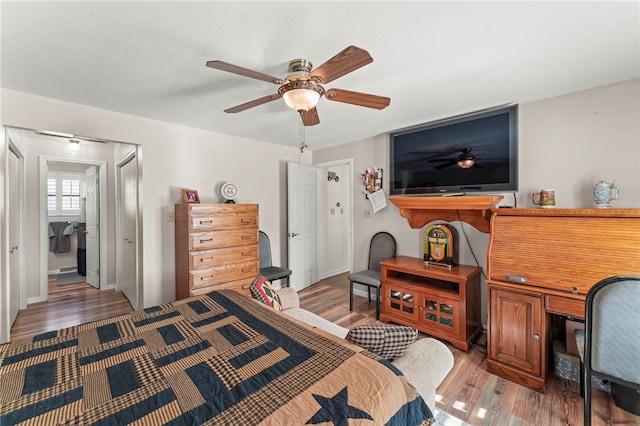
left=389, top=195, right=504, bottom=233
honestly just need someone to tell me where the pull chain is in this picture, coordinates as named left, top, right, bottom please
left=298, top=113, right=309, bottom=154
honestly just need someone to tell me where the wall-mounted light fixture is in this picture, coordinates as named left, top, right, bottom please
left=327, top=171, right=339, bottom=182
left=69, top=139, right=81, bottom=152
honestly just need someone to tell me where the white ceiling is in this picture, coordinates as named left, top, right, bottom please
left=2, top=1, right=638, bottom=151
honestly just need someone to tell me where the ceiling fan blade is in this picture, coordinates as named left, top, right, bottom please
left=310, top=46, right=373, bottom=84
left=325, top=88, right=390, bottom=110
left=224, top=93, right=282, bottom=113
left=206, top=60, right=284, bottom=84
left=433, top=160, right=457, bottom=170
left=299, top=108, right=320, bottom=126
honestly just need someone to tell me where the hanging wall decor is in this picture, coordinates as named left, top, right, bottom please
left=361, top=167, right=382, bottom=198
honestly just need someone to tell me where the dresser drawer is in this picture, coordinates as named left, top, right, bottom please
left=190, top=260, right=258, bottom=290
left=189, top=276, right=254, bottom=297
left=190, top=245, right=258, bottom=270
left=188, top=206, right=258, bottom=231
left=545, top=294, right=585, bottom=319
left=189, top=230, right=257, bottom=250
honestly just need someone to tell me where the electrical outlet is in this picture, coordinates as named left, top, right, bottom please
left=167, top=211, right=175, bottom=222
left=364, top=210, right=371, bottom=217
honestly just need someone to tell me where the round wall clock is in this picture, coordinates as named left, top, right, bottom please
left=220, top=182, right=239, bottom=203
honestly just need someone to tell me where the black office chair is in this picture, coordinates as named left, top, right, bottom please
left=348, top=231, right=397, bottom=320
left=259, top=231, right=292, bottom=287
left=574, top=275, right=640, bottom=425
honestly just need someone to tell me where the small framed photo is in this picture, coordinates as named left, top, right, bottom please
left=182, top=189, right=200, bottom=204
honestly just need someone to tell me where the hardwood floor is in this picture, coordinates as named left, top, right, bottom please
left=10, top=276, right=133, bottom=340
left=300, top=273, right=639, bottom=426
left=8, top=273, right=638, bottom=425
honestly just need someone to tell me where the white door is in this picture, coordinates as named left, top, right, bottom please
left=8, top=146, right=21, bottom=326
left=85, top=166, right=100, bottom=288
left=287, top=162, right=318, bottom=291
left=118, top=155, right=138, bottom=309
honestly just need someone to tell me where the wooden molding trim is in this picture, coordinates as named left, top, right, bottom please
left=389, top=195, right=504, bottom=232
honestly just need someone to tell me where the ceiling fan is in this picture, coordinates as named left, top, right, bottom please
left=428, top=148, right=482, bottom=169
left=206, top=45, right=390, bottom=126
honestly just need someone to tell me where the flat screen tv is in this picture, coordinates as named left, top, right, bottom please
left=389, top=105, right=518, bottom=195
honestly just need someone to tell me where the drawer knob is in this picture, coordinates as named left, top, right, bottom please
left=242, top=252, right=252, bottom=256
left=241, top=235, right=251, bottom=240
left=570, top=286, right=578, bottom=294
left=533, top=334, right=540, bottom=340
left=199, top=220, right=213, bottom=224
left=240, top=219, right=251, bottom=224
left=242, top=268, right=253, bottom=273
left=200, top=238, right=213, bottom=243
left=200, top=257, right=213, bottom=262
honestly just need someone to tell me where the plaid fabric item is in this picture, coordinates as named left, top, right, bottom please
left=0, top=291, right=434, bottom=425
left=346, top=324, right=418, bottom=361
left=249, top=275, right=283, bottom=311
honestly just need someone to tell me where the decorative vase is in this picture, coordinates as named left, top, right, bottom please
left=593, top=180, right=619, bottom=208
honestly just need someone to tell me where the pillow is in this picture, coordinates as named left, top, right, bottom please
left=345, top=324, right=418, bottom=361
left=249, top=275, right=283, bottom=311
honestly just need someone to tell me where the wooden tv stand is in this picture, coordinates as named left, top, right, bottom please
left=379, top=256, right=482, bottom=351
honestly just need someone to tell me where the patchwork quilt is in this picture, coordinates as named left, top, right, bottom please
left=0, top=290, right=434, bottom=425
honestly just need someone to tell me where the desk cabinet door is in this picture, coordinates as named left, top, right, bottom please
left=489, top=286, right=542, bottom=376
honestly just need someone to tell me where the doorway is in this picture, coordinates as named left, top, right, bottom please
left=1, top=127, right=142, bottom=343
left=39, top=157, right=107, bottom=300
left=286, top=159, right=353, bottom=291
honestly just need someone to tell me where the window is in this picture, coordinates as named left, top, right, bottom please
left=48, top=172, right=84, bottom=216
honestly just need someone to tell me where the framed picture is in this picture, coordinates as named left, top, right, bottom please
left=182, top=189, right=200, bottom=204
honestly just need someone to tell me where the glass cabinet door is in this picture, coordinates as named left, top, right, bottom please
left=388, top=287, right=417, bottom=318
left=420, top=294, right=460, bottom=337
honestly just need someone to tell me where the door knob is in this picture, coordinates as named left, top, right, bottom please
left=9, top=246, right=18, bottom=254
left=289, top=232, right=299, bottom=237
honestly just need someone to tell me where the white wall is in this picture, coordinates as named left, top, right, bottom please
left=2, top=79, right=638, bottom=324
left=312, top=78, right=640, bottom=325
left=317, top=162, right=350, bottom=278
left=1, top=88, right=310, bottom=307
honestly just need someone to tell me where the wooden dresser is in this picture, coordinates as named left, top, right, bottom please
left=175, top=203, right=259, bottom=299
left=486, top=208, right=640, bottom=392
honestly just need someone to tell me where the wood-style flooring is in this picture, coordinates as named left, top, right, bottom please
left=10, top=276, right=133, bottom=340
left=8, top=273, right=639, bottom=425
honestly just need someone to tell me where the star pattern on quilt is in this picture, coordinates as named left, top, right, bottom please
left=306, top=386, right=373, bottom=426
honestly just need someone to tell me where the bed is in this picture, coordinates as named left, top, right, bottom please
left=0, top=290, right=434, bottom=425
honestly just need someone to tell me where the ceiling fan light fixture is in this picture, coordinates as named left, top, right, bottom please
left=279, top=81, right=324, bottom=112
left=457, top=158, right=475, bottom=168
left=69, top=139, right=81, bottom=152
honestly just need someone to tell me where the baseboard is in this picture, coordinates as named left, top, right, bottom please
left=47, top=266, right=78, bottom=275
left=318, top=268, right=349, bottom=281
left=27, top=296, right=46, bottom=304
left=351, top=284, right=377, bottom=300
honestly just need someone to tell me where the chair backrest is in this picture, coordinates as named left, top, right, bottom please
left=585, top=275, right=640, bottom=385
left=367, top=232, right=397, bottom=272
left=258, top=231, right=273, bottom=269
